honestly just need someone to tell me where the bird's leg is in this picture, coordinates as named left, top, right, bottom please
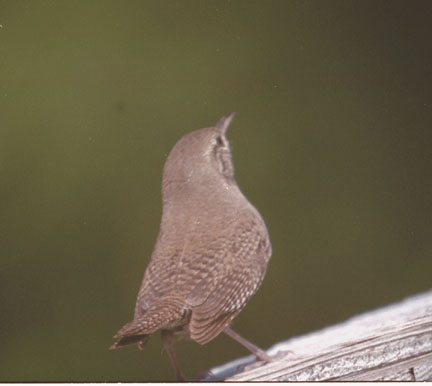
left=161, top=330, right=185, bottom=381
left=223, top=326, right=272, bottom=362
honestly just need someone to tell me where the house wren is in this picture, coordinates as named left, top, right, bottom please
left=110, top=113, right=272, bottom=380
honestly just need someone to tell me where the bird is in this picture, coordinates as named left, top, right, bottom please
left=110, top=113, right=273, bottom=380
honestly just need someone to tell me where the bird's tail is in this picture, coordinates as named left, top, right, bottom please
left=110, top=299, right=188, bottom=350
left=110, top=333, right=150, bottom=350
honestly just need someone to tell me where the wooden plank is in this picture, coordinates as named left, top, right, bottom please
left=202, top=290, right=432, bottom=381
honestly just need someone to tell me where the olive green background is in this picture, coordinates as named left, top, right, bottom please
left=1, top=0, right=431, bottom=382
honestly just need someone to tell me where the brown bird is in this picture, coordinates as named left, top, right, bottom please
left=110, top=113, right=273, bottom=380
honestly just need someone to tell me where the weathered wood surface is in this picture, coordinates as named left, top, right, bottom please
left=202, top=290, right=432, bottom=381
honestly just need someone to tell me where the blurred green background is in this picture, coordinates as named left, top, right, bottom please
left=1, top=0, right=431, bottom=381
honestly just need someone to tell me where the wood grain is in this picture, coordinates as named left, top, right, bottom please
left=202, top=290, right=432, bottom=381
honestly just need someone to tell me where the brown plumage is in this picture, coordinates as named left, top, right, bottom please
left=110, top=113, right=272, bottom=380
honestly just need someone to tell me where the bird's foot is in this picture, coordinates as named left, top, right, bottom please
left=236, top=349, right=294, bottom=373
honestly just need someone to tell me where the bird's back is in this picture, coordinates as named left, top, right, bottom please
left=130, top=194, right=271, bottom=344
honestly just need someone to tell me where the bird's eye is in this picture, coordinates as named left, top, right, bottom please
left=216, top=136, right=224, bottom=147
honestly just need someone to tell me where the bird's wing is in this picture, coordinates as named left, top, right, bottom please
left=186, top=218, right=271, bottom=344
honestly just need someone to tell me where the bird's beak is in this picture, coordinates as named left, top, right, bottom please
left=215, top=112, right=236, bottom=134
